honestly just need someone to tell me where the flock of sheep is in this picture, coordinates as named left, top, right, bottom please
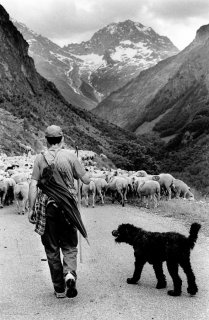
left=0, top=154, right=32, bottom=214
left=83, top=168, right=194, bottom=209
left=0, top=150, right=195, bottom=214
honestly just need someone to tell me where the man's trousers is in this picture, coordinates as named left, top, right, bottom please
left=41, top=203, right=78, bottom=293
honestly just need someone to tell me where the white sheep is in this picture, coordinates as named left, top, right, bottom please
left=81, top=180, right=96, bottom=208
left=14, top=181, right=29, bottom=214
left=91, top=177, right=108, bottom=205
left=108, top=176, right=128, bottom=207
left=137, top=180, right=160, bottom=209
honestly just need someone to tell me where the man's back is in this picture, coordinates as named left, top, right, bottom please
left=31, top=148, right=86, bottom=196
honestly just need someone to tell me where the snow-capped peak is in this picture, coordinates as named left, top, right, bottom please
left=134, top=22, right=152, bottom=34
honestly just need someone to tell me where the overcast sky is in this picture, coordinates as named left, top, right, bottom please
left=1, top=0, right=209, bottom=50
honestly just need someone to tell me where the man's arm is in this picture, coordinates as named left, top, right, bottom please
left=72, top=155, right=91, bottom=185
left=28, top=179, right=38, bottom=224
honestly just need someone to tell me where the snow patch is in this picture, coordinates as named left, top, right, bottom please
left=65, top=68, right=80, bottom=94
left=107, top=24, right=117, bottom=34
left=135, top=24, right=152, bottom=34
left=27, top=39, right=37, bottom=44
left=111, top=42, right=153, bottom=62
left=71, top=53, right=104, bottom=71
left=120, top=40, right=132, bottom=45
left=66, top=65, right=73, bottom=76
left=50, top=51, right=73, bottom=63
left=78, top=53, right=103, bottom=65
left=111, top=47, right=137, bottom=61
left=134, top=42, right=152, bottom=55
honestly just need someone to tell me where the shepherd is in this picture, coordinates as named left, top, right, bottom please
left=28, top=125, right=91, bottom=299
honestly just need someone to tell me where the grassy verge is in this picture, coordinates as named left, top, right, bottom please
left=136, top=198, right=209, bottom=237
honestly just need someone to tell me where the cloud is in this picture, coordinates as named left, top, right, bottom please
left=2, top=0, right=142, bottom=35
left=1, top=0, right=209, bottom=49
left=146, top=0, right=209, bottom=21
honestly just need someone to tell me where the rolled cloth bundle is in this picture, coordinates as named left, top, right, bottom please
left=37, top=163, right=88, bottom=241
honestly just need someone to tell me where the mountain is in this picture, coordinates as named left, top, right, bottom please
left=0, top=4, right=159, bottom=172
left=14, top=20, right=178, bottom=110
left=64, top=20, right=179, bottom=98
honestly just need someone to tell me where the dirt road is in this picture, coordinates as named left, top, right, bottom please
left=0, top=204, right=209, bottom=320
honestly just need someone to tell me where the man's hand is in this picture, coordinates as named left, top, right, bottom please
left=80, top=172, right=91, bottom=185
left=28, top=209, right=36, bottom=224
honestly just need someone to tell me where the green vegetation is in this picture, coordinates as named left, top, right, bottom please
left=111, top=140, right=160, bottom=172
left=159, top=132, right=209, bottom=194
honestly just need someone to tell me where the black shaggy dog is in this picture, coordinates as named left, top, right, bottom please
left=112, top=223, right=201, bottom=296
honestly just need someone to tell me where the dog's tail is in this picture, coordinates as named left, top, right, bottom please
left=188, top=223, right=201, bottom=249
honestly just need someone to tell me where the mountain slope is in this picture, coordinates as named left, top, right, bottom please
left=13, top=21, right=98, bottom=110
left=93, top=25, right=209, bottom=139
left=0, top=4, right=159, bottom=172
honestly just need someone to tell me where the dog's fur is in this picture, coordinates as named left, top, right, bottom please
left=112, top=222, right=201, bottom=296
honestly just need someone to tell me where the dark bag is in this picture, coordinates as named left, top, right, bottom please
left=37, top=151, right=88, bottom=240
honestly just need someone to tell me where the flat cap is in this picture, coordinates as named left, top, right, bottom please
left=45, top=125, right=63, bottom=137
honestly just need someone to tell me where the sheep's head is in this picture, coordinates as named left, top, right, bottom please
left=136, top=170, right=147, bottom=177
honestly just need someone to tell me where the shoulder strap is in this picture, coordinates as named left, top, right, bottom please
left=41, top=149, right=70, bottom=189
left=41, top=149, right=61, bottom=166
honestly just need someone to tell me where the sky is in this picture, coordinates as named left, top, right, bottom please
left=1, top=0, right=209, bottom=50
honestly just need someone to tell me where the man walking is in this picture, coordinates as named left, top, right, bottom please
left=28, top=125, right=90, bottom=298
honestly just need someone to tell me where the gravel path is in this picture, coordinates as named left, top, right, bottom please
left=0, top=204, right=209, bottom=320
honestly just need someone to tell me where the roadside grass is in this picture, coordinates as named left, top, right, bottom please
left=154, top=199, right=209, bottom=236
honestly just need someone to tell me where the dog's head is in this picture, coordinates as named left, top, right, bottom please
left=112, top=223, right=139, bottom=245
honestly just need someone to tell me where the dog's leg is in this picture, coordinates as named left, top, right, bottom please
left=166, top=261, right=182, bottom=296
left=180, top=258, right=198, bottom=295
left=153, top=263, right=167, bottom=289
left=127, top=258, right=145, bottom=284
